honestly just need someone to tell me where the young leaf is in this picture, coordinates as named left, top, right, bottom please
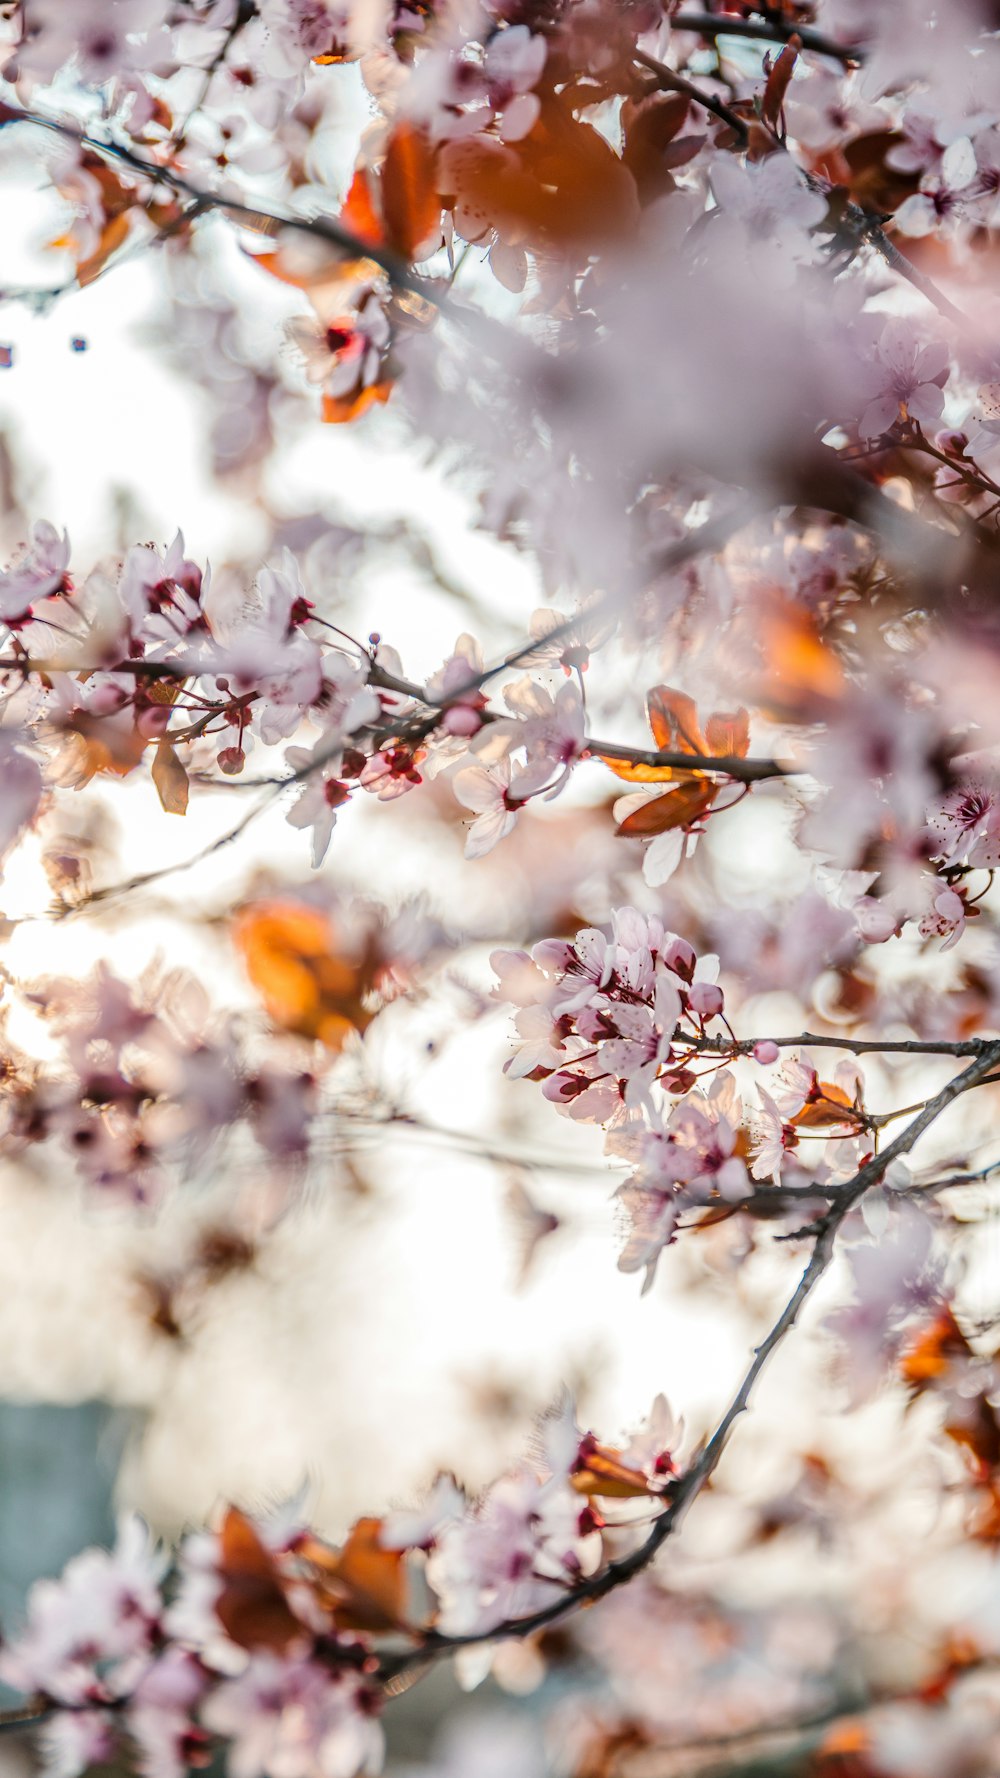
left=151, top=741, right=190, bottom=816
left=215, top=1508, right=305, bottom=1654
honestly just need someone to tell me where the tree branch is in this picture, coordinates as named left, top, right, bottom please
left=0, top=101, right=432, bottom=303
left=691, top=1032, right=997, bottom=1059
left=671, top=10, right=864, bottom=65
left=379, top=1040, right=1000, bottom=1684
left=634, top=47, right=749, bottom=140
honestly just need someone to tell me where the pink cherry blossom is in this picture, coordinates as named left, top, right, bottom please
left=453, top=755, right=521, bottom=857
left=854, top=317, right=949, bottom=438
left=0, top=1515, right=166, bottom=1707
left=0, top=520, right=71, bottom=627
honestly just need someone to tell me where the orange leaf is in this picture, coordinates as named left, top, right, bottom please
left=616, top=780, right=717, bottom=837
left=758, top=598, right=844, bottom=712
left=598, top=755, right=686, bottom=784
left=248, top=245, right=381, bottom=299
left=902, top=1308, right=971, bottom=1386
left=570, top=1444, right=658, bottom=1499
left=381, top=123, right=441, bottom=262
left=792, top=1083, right=861, bottom=1128
left=340, top=167, right=385, bottom=250
left=704, top=708, right=750, bottom=759
left=321, top=380, right=393, bottom=424
left=59, top=713, right=146, bottom=784
left=216, top=1508, right=304, bottom=1654
left=76, top=210, right=131, bottom=286
left=761, top=42, right=799, bottom=130
left=517, top=101, right=640, bottom=247
left=820, top=1721, right=869, bottom=1756
left=646, top=686, right=708, bottom=757
left=151, top=740, right=189, bottom=815
left=945, top=1396, right=1000, bottom=1476
left=233, top=900, right=377, bottom=1048
left=301, top=1518, right=408, bottom=1632
left=441, top=100, right=638, bottom=252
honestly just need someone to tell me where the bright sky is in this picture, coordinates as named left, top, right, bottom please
left=0, top=165, right=774, bottom=1540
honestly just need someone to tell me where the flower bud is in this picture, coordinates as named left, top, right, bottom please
left=689, top=981, right=724, bottom=1019
left=136, top=705, right=170, bottom=738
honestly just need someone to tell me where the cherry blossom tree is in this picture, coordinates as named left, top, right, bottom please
left=5, top=2, right=1000, bottom=1775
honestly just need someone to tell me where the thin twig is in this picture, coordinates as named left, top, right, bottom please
left=634, top=47, right=749, bottom=140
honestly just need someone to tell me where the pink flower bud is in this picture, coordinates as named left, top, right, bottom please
left=137, top=705, right=170, bottom=738
left=662, top=937, right=696, bottom=981
left=753, top=1040, right=780, bottom=1065
left=217, top=746, right=246, bottom=774
left=442, top=703, right=483, bottom=737
left=89, top=683, right=128, bottom=716
left=689, top=981, right=724, bottom=1019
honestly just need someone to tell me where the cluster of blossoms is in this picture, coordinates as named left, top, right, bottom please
left=5, top=513, right=999, bottom=954
left=0, top=895, right=443, bottom=1203
left=0, top=1395, right=677, bottom=1778
left=493, top=909, right=882, bottom=1289
left=9, top=0, right=1000, bottom=1774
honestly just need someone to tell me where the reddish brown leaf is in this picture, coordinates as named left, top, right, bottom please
left=442, top=99, right=639, bottom=252
left=621, top=93, right=695, bottom=201
left=321, top=381, right=393, bottom=424
left=151, top=740, right=189, bottom=816
left=946, top=1396, right=1000, bottom=1478
left=215, top=1508, right=304, bottom=1654
left=792, top=1083, right=861, bottom=1128
left=300, top=1518, right=408, bottom=1632
left=340, top=167, right=385, bottom=249
left=570, top=1443, right=659, bottom=1500
left=840, top=130, right=920, bottom=214
left=489, top=239, right=528, bottom=293
left=616, top=779, right=717, bottom=836
left=761, top=41, right=799, bottom=130
left=646, top=686, right=708, bottom=757
left=599, top=755, right=686, bottom=784
left=75, top=210, right=132, bottom=287
left=704, top=708, right=750, bottom=759
left=233, top=900, right=378, bottom=1048
left=381, top=123, right=441, bottom=262
left=902, top=1308, right=972, bottom=1386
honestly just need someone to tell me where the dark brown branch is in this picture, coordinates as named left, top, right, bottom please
left=0, top=1700, right=51, bottom=1733
left=861, top=218, right=969, bottom=329
left=0, top=656, right=191, bottom=678
left=691, top=1031, right=997, bottom=1059
left=588, top=738, right=789, bottom=782
left=672, top=10, right=864, bottom=65
left=634, top=47, right=749, bottom=140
